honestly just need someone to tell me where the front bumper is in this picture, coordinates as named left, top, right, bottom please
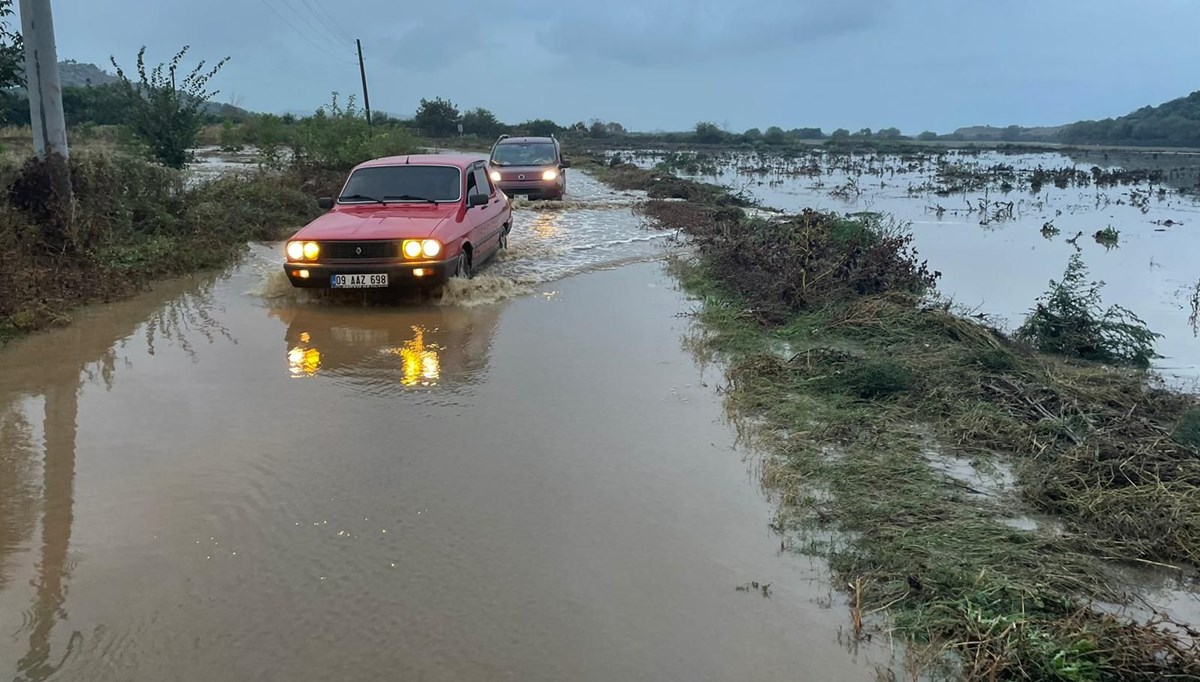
left=496, top=178, right=563, bottom=197
left=283, top=259, right=455, bottom=288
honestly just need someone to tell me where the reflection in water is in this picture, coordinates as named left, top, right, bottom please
left=142, top=276, right=237, bottom=360
left=0, top=403, right=38, bottom=591
left=287, top=346, right=322, bottom=377
left=1190, top=278, right=1199, bottom=337
left=16, top=384, right=83, bottom=681
left=269, top=302, right=503, bottom=394
left=530, top=211, right=561, bottom=238
left=391, top=327, right=441, bottom=387
left=0, top=270, right=236, bottom=681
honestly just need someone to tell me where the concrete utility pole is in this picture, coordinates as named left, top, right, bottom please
left=19, top=0, right=70, bottom=161
left=356, top=38, right=372, bottom=126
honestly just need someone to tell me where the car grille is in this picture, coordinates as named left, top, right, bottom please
left=499, top=171, right=549, bottom=182
left=319, top=241, right=400, bottom=260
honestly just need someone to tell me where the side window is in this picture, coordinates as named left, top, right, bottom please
left=465, top=167, right=478, bottom=197
left=473, top=167, right=493, bottom=196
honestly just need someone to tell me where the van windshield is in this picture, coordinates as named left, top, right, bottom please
left=491, top=142, right=557, bottom=167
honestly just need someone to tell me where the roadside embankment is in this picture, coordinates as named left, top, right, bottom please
left=579, top=150, right=1200, bottom=679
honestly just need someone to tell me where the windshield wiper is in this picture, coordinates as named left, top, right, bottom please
left=384, top=194, right=437, bottom=204
left=338, top=193, right=385, bottom=204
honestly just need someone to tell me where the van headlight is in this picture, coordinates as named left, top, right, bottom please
left=542, top=169, right=559, bottom=181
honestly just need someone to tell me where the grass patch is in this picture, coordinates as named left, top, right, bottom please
left=617, top=164, right=1200, bottom=678
left=0, top=151, right=322, bottom=339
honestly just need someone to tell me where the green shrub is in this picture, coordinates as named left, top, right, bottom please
left=292, top=93, right=417, bottom=171
left=1016, top=254, right=1160, bottom=367
left=110, top=46, right=229, bottom=169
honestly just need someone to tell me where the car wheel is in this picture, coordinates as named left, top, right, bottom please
left=499, top=224, right=509, bottom=250
left=454, top=250, right=474, bottom=279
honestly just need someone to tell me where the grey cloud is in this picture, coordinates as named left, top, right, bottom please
left=534, top=0, right=892, bottom=66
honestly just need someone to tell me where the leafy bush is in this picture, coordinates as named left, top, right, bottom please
left=414, top=96, right=460, bottom=138
left=1016, top=254, right=1161, bottom=367
left=690, top=211, right=940, bottom=322
left=292, top=93, right=416, bottom=171
left=694, top=121, right=724, bottom=144
left=110, top=46, right=229, bottom=168
left=242, top=114, right=293, bottom=169
left=0, top=151, right=320, bottom=334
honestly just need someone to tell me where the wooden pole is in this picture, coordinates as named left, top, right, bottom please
left=19, top=0, right=69, bottom=161
left=356, top=38, right=371, bottom=126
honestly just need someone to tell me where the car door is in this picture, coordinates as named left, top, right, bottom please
left=468, top=163, right=506, bottom=259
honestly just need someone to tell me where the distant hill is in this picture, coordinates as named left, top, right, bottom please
left=1057, top=91, right=1200, bottom=147
left=58, top=60, right=119, bottom=88
left=946, top=124, right=1064, bottom=144
left=25, top=60, right=251, bottom=120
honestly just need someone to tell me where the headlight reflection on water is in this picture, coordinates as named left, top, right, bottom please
left=288, top=346, right=322, bottom=377
left=285, top=326, right=442, bottom=386
left=390, top=326, right=441, bottom=387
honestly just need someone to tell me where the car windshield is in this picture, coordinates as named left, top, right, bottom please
left=339, top=165, right=461, bottom=203
left=490, top=142, right=557, bottom=167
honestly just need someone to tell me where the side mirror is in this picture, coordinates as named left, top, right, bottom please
left=317, top=197, right=334, bottom=210
left=467, top=192, right=489, bottom=208
left=560, top=159, right=571, bottom=169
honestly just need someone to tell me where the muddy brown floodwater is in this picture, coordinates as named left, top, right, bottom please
left=0, top=185, right=891, bottom=679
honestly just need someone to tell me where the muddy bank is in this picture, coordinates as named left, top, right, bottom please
left=602, top=159, right=1200, bottom=678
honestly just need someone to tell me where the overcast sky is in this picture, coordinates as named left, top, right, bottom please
left=42, top=0, right=1200, bottom=133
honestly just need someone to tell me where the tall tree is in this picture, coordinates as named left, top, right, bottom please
left=414, top=97, right=460, bottom=138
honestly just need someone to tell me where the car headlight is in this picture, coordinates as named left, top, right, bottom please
left=402, top=240, right=442, bottom=259
left=287, top=241, right=319, bottom=260
left=542, top=169, right=559, bottom=181
left=489, top=170, right=501, bottom=182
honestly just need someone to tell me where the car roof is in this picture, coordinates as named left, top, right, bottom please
left=495, top=136, right=556, bottom=145
left=353, top=153, right=485, bottom=170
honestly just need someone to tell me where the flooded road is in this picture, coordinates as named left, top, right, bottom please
left=0, top=179, right=886, bottom=680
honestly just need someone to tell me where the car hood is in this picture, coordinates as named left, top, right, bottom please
left=293, top=206, right=457, bottom=241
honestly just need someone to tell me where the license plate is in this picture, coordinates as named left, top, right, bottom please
left=331, top=273, right=388, bottom=288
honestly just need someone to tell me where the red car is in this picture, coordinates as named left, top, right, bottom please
left=283, top=154, right=512, bottom=289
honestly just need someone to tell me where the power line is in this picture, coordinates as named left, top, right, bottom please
left=298, top=0, right=356, bottom=45
left=277, top=0, right=350, bottom=51
left=259, top=0, right=356, bottom=64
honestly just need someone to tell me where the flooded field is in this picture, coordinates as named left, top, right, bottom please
left=0, top=176, right=893, bottom=680
left=622, top=148, right=1200, bottom=387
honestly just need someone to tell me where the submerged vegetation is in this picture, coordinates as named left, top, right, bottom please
left=585, top=153, right=1200, bottom=679
left=1016, top=254, right=1159, bottom=367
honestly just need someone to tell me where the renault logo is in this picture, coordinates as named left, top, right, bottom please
left=355, top=247, right=362, bottom=255
left=517, top=174, right=525, bottom=180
